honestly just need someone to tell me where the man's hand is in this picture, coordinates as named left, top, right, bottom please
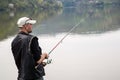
left=37, top=53, right=49, bottom=64
left=42, top=53, right=49, bottom=59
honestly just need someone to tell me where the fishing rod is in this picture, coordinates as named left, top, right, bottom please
left=35, top=18, right=85, bottom=69
left=35, top=18, right=86, bottom=69
left=46, top=18, right=85, bottom=64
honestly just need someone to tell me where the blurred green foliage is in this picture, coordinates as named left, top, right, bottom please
left=0, top=0, right=63, bottom=11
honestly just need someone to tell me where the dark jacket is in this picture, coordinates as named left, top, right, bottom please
left=11, top=32, right=45, bottom=80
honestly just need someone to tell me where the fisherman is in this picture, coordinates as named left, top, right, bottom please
left=11, top=17, right=48, bottom=80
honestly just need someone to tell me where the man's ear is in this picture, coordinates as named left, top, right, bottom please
left=24, top=25, right=27, bottom=30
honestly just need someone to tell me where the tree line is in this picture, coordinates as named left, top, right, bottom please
left=0, top=0, right=63, bottom=11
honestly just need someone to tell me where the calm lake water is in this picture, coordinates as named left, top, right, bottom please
left=0, top=6, right=120, bottom=80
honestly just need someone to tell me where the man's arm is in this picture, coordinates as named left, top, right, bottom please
left=30, top=37, right=48, bottom=64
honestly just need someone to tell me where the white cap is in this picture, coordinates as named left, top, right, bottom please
left=17, top=17, right=36, bottom=27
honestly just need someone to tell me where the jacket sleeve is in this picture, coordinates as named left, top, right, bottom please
left=30, top=37, right=42, bottom=62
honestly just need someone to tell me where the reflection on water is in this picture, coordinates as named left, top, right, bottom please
left=0, top=5, right=120, bottom=80
left=0, top=9, right=63, bottom=41
left=0, top=6, right=120, bottom=40
left=32, top=6, right=120, bottom=36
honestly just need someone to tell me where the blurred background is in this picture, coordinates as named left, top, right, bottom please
left=0, top=0, right=120, bottom=80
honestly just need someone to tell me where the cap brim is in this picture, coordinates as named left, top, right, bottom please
left=26, top=20, right=36, bottom=24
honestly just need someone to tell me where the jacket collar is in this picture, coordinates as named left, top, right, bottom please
left=19, top=31, right=29, bottom=35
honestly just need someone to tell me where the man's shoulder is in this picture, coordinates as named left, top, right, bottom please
left=29, top=34, right=38, bottom=40
left=30, top=36, right=38, bottom=43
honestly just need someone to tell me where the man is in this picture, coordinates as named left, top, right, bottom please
left=11, top=17, right=48, bottom=80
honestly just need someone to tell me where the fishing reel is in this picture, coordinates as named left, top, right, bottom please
left=35, top=59, right=52, bottom=69
left=47, top=59, right=52, bottom=64
left=42, top=59, right=52, bottom=67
